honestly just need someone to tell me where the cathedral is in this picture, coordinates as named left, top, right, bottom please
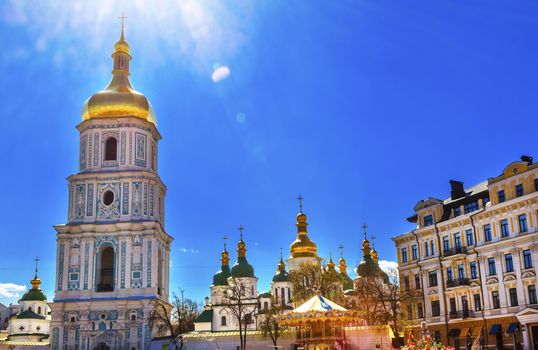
left=49, top=23, right=172, bottom=350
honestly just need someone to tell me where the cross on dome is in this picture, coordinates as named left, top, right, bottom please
left=118, top=12, right=128, bottom=37
left=237, top=224, right=244, bottom=241
left=297, top=194, right=304, bottom=213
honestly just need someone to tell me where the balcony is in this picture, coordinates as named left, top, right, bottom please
left=449, top=310, right=474, bottom=319
left=446, top=278, right=471, bottom=288
left=443, top=246, right=467, bottom=257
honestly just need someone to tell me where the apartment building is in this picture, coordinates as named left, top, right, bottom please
left=393, top=156, right=538, bottom=350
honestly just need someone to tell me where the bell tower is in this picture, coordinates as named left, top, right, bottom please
left=50, top=20, right=172, bottom=350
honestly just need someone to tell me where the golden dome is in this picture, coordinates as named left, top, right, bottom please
left=290, top=211, right=318, bottom=258
left=221, top=248, right=229, bottom=266
left=371, top=249, right=379, bottom=264
left=338, top=257, right=347, bottom=274
left=81, top=27, right=156, bottom=125
left=327, top=254, right=336, bottom=271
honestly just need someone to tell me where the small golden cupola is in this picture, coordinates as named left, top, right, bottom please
left=370, top=232, right=379, bottom=264
left=290, top=195, right=318, bottom=258
left=338, top=244, right=347, bottom=274
left=81, top=18, right=156, bottom=124
left=327, top=253, right=336, bottom=272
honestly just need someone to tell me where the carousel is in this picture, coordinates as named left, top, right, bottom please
left=278, top=295, right=367, bottom=350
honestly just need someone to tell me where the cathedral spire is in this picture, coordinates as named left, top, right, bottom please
left=30, top=256, right=41, bottom=290
left=221, top=234, right=229, bottom=266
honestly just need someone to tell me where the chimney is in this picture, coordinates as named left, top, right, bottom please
left=521, top=155, right=533, bottom=164
left=449, top=180, right=465, bottom=200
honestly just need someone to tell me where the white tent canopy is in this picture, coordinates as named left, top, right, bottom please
left=293, top=295, right=347, bottom=313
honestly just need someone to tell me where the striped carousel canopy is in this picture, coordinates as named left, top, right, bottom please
left=293, top=295, right=347, bottom=313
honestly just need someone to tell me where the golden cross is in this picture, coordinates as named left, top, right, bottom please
left=338, top=244, right=344, bottom=258
left=280, top=247, right=283, bottom=259
left=34, top=256, right=40, bottom=277
left=297, top=194, right=304, bottom=212
left=370, top=233, right=376, bottom=248
left=237, top=224, right=244, bottom=240
left=362, top=223, right=368, bottom=240
left=118, top=12, right=128, bottom=33
left=223, top=234, right=228, bottom=250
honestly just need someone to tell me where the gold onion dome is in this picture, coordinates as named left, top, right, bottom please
left=272, top=254, right=289, bottom=282
left=231, top=234, right=255, bottom=278
left=327, top=254, right=336, bottom=271
left=290, top=211, right=318, bottom=258
left=21, top=261, right=47, bottom=302
left=212, top=246, right=231, bottom=286
left=81, top=25, right=156, bottom=125
left=371, top=249, right=379, bottom=264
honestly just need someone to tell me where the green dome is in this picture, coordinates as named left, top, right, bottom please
left=356, top=255, right=389, bottom=283
left=272, top=268, right=289, bottom=283
left=212, top=265, right=231, bottom=286
left=231, top=257, right=255, bottom=278
left=341, top=273, right=354, bottom=291
left=21, top=288, right=47, bottom=302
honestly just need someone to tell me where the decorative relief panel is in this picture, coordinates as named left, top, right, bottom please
left=75, top=184, right=86, bottom=220
left=94, top=236, right=118, bottom=253
left=132, top=182, right=142, bottom=217
left=150, top=184, right=155, bottom=217
left=147, top=241, right=152, bottom=287
left=129, top=131, right=133, bottom=165
left=83, top=242, right=89, bottom=290
left=121, top=241, right=126, bottom=288
left=120, top=130, right=127, bottom=165
left=93, top=133, right=100, bottom=166
left=67, top=266, right=80, bottom=290
left=122, top=183, right=129, bottom=215
left=135, top=132, right=147, bottom=167
left=96, top=183, right=120, bottom=220
left=88, top=132, right=93, bottom=167
left=86, top=184, right=94, bottom=217
left=80, top=135, right=87, bottom=170
left=143, top=182, right=148, bottom=215
left=51, top=327, right=59, bottom=350
left=58, top=243, right=65, bottom=291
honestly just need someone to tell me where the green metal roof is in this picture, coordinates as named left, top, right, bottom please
left=21, top=289, right=47, bottom=302
left=16, top=310, right=46, bottom=320
left=356, top=255, right=388, bottom=282
left=230, top=257, right=255, bottom=278
left=194, top=309, right=213, bottom=323
left=341, top=273, right=354, bottom=291
left=258, top=291, right=272, bottom=298
left=212, top=265, right=231, bottom=286
left=272, top=269, right=289, bottom=283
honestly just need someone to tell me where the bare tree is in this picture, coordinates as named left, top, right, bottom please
left=149, top=289, right=202, bottom=350
left=258, top=301, right=288, bottom=349
left=349, top=277, right=384, bottom=325
left=221, top=277, right=259, bottom=350
left=288, top=262, right=345, bottom=305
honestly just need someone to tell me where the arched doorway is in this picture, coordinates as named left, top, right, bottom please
left=96, top=246, right=115, bottom=292
left=93, top=342, right=110, bottom=350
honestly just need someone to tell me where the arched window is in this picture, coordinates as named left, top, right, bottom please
left=264, top=301, right=269, bottom=310
left=28, top=307, right=32, bottom=312
left=221, top=316, right=226, bottom=326
left=104, top=137, right=118, bottom=161
left=281, top=288, right=285, bottom=305
left=70, top=316, right=76, bottom=323
left=131, top=314, right=136, bottom=321
left=96, top=246, right=115, bottom=292
left=38, top=306, right=42, bottom=314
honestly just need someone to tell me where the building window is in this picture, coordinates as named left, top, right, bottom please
left=424, top=242, right=429, bottom=257
left=505, top=254, right=514, bottom=272
left=401, top=248, right=408, bottom=263
left=411, top=245, right=418, bottom=260
left=488, top=257, right=496, bottom=275
left=443, top=236, right=450, bottom=252
left=529, top=285, right=537, bottom=305
left=104, top=137, right=118, bottom=161
left=509, top=288, right=519, bottom=307
left=498, top=190, right=506, bottom=203
left=458, top=264, right=465, bottom=279
left=474, top=294, right=482, bottom=311
left=415, top=274, right=421, bottom=290
left=524, top=250, right=533, bottom=269
left=407, top=305, right=413, bottom=320
left=500, top=219, right=509, bottom=237
left=484, top=224, right=492, bottom=242
left=453, top=207, right=461, bottom=217
left=221, top=316, right=227, bottom=326
left=430, top=241, right=435, bottom=256
left=96, top=246, right=115, bottom=292
left=38, top=306, right=42, bottom=314
left=470, top=261, right=478, bottom=279
left=424, top=214, right=433, bottom=227
left=449, top=298, right=456, bottom=314
left=516, top=184, right=524, bottom=197
left=404, top=276, right=410, bottom=291
left=466, top=229, right=474, bottom=246
left=519, top=214, right=528, bottom=233
left=447, top=267, right=453, bottom=282
left=464, top=201, right=479, bottom=214
left=535, top=178, right=538, bottom=192
left=492, top=291, right=500, bottom=309
left=417, top=303, right=424, bottom=319
left=431, top=300, right=440, bottom=317
left=454, top=233, right=462, bottom=249
left=429, top=271, right=438, bottom=287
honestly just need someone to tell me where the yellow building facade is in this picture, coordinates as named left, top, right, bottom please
left=393, top=156, right=538, bottom=349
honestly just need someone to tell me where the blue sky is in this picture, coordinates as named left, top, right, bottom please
left=1, top=0, right=538, bottom=305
